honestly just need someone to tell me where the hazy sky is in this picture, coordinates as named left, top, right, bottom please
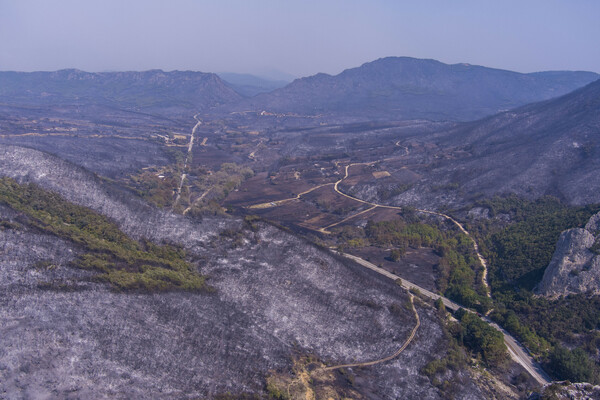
left=1, top=0, right=599, bottom=79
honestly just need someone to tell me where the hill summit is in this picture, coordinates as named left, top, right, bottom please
left=234, top=57, right=599, bottom=121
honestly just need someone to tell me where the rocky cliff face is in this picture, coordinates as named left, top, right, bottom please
left=539, top=382, right=600, bottom=400
left=537, top=212, right=600, bottom=298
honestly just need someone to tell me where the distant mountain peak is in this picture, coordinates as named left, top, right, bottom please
left=0, top=69, right=241, bottom=113
left=232, top=57, right=599, bottom=121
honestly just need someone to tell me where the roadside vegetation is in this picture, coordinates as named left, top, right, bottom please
left=329, top=195, right=600, bottom=383
left=422, top=300, right=509, bottom=398
left=467, top=195, right=600, bottom=383
left=128, top=162, right=253, bottom=215
left=129, top=169, right=180, bottom=208
left=0, top=177, right=207, bottom=292
left=333, top=216, right=491, bottom=313
left=472, top=195, right=600, bottom=289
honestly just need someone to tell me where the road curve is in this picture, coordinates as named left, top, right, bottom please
left=321, top=293, right=420, bottom=371
left=332, top=163, right=491, bottom=298
left=338, top=252, right=550, bottom=385
left=244, top=160, right=549, bottom=384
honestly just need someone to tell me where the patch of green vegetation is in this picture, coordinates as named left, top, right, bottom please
left=468, top=195, right=600, bottom=382
left=473, top=195, right=600, bottom=289
left=389, top=248, right=405, bottom=261
left=128, top=161, right=253, bottom=215
left=165, top=146, right=187, bottom=166
left=421, top=306, right=470, bottom=399
left=186, top=163, right=254, bottom=216
left=491, top=292, right=600, bottom=382
left=455, top=309, right=507, bottom=365
left=127, top=147, right=186, bottom=208
left=422, top=345, right=467, bottom=398
left=431, top=182, right=460, bottom=192
left=129, top=170, right=179, bottom=208
left=243, top=214, right=261, bottom=232
left=363, top=219, right=490, bottom=312
left=547, top=346, right=599, bottom=384
left=0, top=219, right=21, bottom=230
left=330, top=225, right=364, bottom=242
left=0, top=177, right=207, bottom=292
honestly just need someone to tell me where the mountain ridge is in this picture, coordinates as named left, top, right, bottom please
left=218, top=72, right=290, bottom=97
left=0, top=69, right=242, bottom=113
left=231, top=56, right=599, bottom=121
left=388, top=78, right=600, bottom=208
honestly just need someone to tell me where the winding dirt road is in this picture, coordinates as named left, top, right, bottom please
left=332, top=163, right=491, bottom=299
left=247, top=183, right=334, bottom=209
left=321, top=293, right=420, bottom=371
left=246, top=159, right=550, bottom=384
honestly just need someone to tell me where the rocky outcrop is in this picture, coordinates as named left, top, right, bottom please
left=537, top=212, right=600, bottom=298
left=537, top=381, right=600, bottom=400
left=585, top=212, right=600, bottom=233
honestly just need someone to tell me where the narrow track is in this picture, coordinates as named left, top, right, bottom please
left=173, top=114, right=201, bottom=207
left=245, top=159, right=550, bottom=385
left=338, top=252, right=551, bottom=385
left=318, top=205, right=378, bottom=234
left=332, top=163, right=491, bottom=299
left=247, top=183, right=333, bottom=209
left=321, top=293, right=420, bottom=371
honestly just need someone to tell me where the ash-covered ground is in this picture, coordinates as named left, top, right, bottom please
left=0, top=144, right=497, bottom=398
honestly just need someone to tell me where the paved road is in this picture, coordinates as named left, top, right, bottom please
left=486, top=318, right=552, bottom=385
left=245, top=159, right=549, bottom=385
left=339, top=252, right=551, bottom=385
left=333, top=163, right=491, bottom=298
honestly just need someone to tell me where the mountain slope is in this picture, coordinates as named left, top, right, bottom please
left=0, top=144, right=473, bottom=398
left=234, top=57, right=599, bottom=121
left=392, top=78, right=600, bottom=208
left=218, top=72, right=290, bottom=97
left=0, top=69, right=242, bottom=113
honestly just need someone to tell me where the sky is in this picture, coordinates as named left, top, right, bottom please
left=1, top=0, right=599, bottom=79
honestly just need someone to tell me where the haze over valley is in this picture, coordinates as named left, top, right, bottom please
left=2, top=1, right=600, bottom=399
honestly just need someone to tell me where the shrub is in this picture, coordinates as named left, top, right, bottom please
left=0, top=177, right=207, bottom=292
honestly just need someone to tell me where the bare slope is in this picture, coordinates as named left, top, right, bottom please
left=390, top=78, right=600, bottom=209
left=0, top=145, right=477, bottom=398
left=233, top=57, right=598, bottom=121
